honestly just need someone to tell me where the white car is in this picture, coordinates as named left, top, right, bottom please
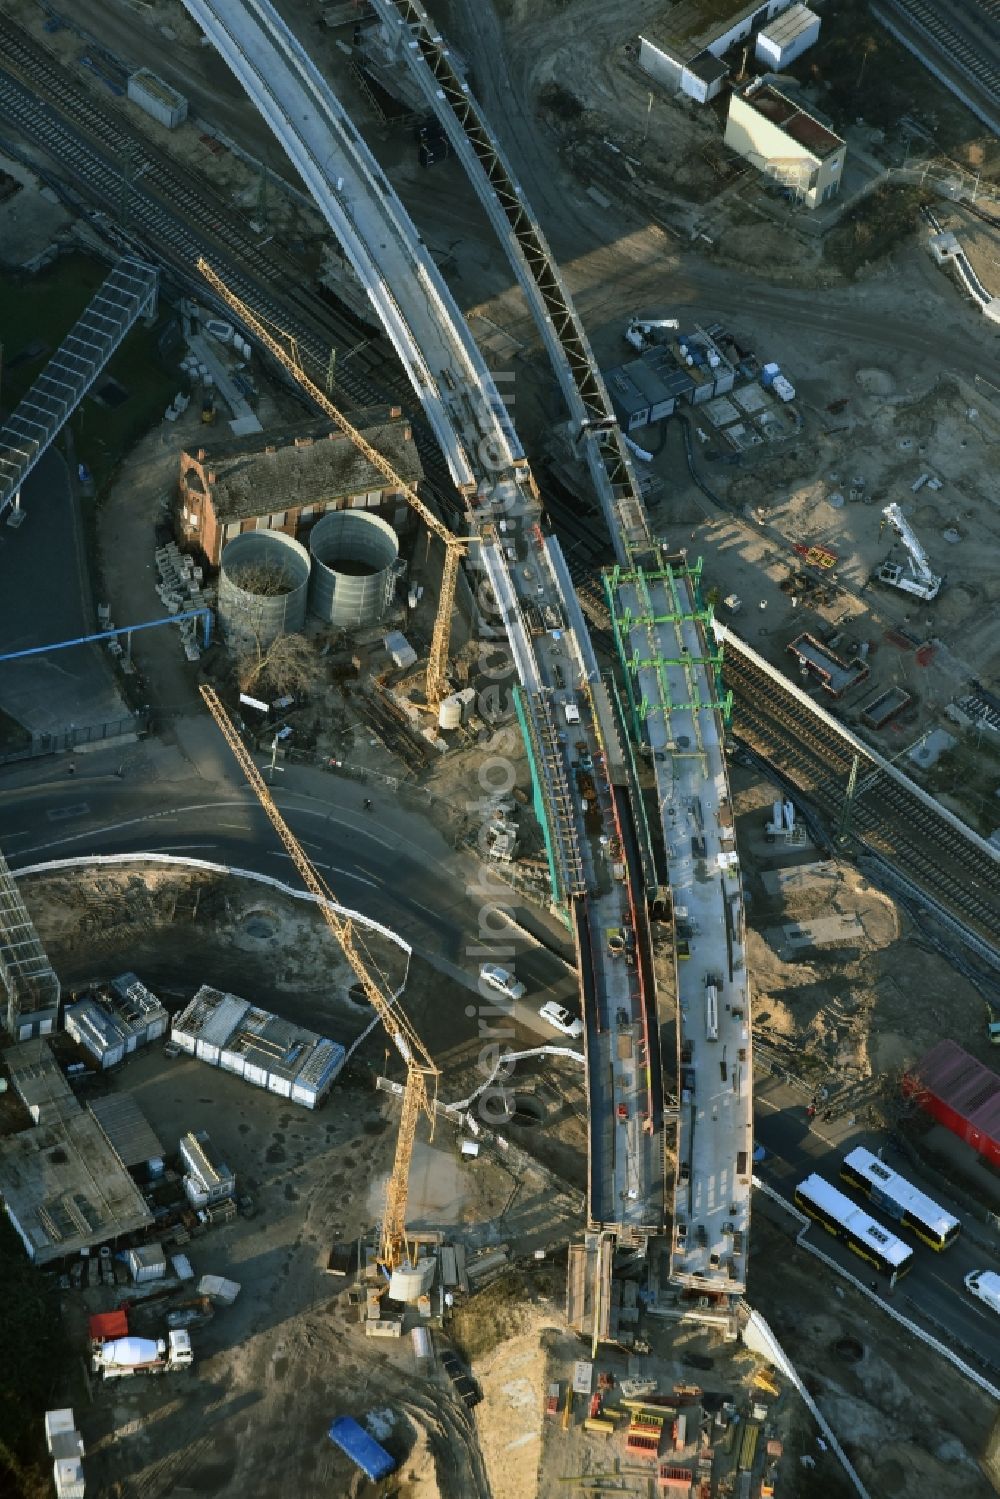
left=479, top=963, right=525, bottom=1002
left=539, top=1001, right=583, bottom=1040
left=562, top=700, right=581, bottom=725
left=965, top=1269, right=1000, bottom=1314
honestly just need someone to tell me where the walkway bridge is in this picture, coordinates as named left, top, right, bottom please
left=0, top=256, right=157, bottom=521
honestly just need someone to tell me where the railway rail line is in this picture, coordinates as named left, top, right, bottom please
left=0, top=14, right=468, bottom=518
left=723, top=646, right=1000, bottom=949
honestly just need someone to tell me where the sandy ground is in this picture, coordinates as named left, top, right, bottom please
left=730, top=772, right=990, bottom=1090
left=22, top=865, right=408, bottom=1034
left=749, top=1205, right=998, bottom=1498
left=11, top=864, right=585, bottom=1499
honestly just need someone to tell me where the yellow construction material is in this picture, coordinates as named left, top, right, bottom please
left=752, top=1368, right=781, bottom=1397
left=738, top=1421, right=761, bottom=1472
left=583, top=1417, right=616, bottom=1436
left=196, top=258, right=467, bottom=708
left=199, top=685, right=438, bottom=1271
left=562, top=1388, right=573, bottom=1431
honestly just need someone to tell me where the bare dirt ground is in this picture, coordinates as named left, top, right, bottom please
left=11, top=864, right=588, bottom=1498
left=22, top=861, right=408, bottom=1033
left=749, top=1206, right=998, bottom=1498
left=632, top=354, right=1000, bottom=832
left=730, top=771, right=990, bottom=1085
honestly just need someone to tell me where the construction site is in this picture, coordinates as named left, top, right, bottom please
left=0, top=0, right=999, bottom=1497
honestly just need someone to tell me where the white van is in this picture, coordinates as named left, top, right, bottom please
left=563, top=700, right=581, bottom=725
left=965, top=1269, right=1000, bottom=1313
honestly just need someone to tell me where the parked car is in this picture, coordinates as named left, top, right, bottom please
left=965, top=1270, right=1000, bottom=1314
left=479, top=963, right=526, bottom=1002
left=539, top=1001, right=583, bottom=1040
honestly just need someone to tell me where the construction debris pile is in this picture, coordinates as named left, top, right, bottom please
left=154, top=540, right=212, bottom=661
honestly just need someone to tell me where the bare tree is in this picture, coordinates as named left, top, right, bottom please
left=225, top=561, right=316, bottom=697
left=233, top=631, right=316, bottom=697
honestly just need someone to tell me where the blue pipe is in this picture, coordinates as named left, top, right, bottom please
left=0, top=608, right=213, bottom=664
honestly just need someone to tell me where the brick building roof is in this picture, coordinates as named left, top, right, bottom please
left=186, top=413, right=423, bottom=523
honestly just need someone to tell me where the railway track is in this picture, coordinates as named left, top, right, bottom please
left=723, top=646, right=1000, bottom=948
left=0, top=14, right=466, bottom=522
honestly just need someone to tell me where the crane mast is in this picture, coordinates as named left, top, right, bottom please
left=195, top=258, right=467, bottom=706
left=198, top=685, right=438, bottom=1271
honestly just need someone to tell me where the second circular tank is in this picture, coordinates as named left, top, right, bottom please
left=308, top=510, right=398, bottom=628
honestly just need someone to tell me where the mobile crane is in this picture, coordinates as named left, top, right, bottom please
left=199, top=684, right=439, bottom=1277
left=877, top=502, right=942, bottom=601
left=195, top=258, right=467, bottom=708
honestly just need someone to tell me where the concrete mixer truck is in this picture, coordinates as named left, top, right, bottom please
left=92, top=1330, right=193, bottom=1380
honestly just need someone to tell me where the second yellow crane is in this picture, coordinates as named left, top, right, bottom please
left=199, top=684, right=438, bottom=1274
left=196, top=258, right=465, bottom=708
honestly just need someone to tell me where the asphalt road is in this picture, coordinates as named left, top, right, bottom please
left=0, top=756, right=580, bottom=1039
left=754, top=1069, right=1000, bottom=1373
left=0, top=448, right=125, bottom=735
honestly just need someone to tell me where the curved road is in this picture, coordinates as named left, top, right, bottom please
left=754, top=1068, right=1000, bottom=1379
left=0, top=752, right=579, bottom=1031
left=449, top=0, right=1000, bottom=389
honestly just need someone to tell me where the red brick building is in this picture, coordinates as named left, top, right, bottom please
left=177, top=410, right=423, bottom=567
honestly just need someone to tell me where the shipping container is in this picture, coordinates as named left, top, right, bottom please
left=53, top=1454, right=85, bottom=1499
left=327, top=1417, right=395, bottom=1481
left=904, top=1040, right=1000, bottom=1168
left=128, top=1244, right=166, bottom=1284
left=127, top=69, right=188, bottom=129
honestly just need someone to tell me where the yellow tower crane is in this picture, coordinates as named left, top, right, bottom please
left=196, top=257, right=466, bottom=708
left=199, top=683, right=439, bottom=1273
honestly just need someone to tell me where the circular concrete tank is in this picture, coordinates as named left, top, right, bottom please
left=218, top=531, right=311, bottom=648
left=308, top=510, right=398, bottom=628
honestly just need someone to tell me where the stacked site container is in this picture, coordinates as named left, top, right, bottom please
left=904, top=1039, right=1000, bottom=1168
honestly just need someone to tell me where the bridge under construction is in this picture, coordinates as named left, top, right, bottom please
left=183, top=0, right=750, bottom=1325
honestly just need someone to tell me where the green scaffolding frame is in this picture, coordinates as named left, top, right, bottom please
left=603, top=558, right=733, bottom=739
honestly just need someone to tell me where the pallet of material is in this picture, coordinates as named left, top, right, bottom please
left=583, top=1417, right=616, bottom=1435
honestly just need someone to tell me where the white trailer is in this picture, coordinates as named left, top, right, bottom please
left=705, top=983, right=719, bottom=1042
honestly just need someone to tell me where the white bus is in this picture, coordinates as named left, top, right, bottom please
left=840, top=1146, right=960, bottom=1251
left=705, top=983, right=719, bottom=1042
left=794, top=1173, right=914, bottom=1287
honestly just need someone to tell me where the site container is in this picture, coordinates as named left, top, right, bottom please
left=327, top=1417, right=395, bottom=1481
left=127, top=69, right=188, bottom=129
left=128, top=1244, right=166, bottom=1284
left=904, top=1039, right=1000, bottom=1168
